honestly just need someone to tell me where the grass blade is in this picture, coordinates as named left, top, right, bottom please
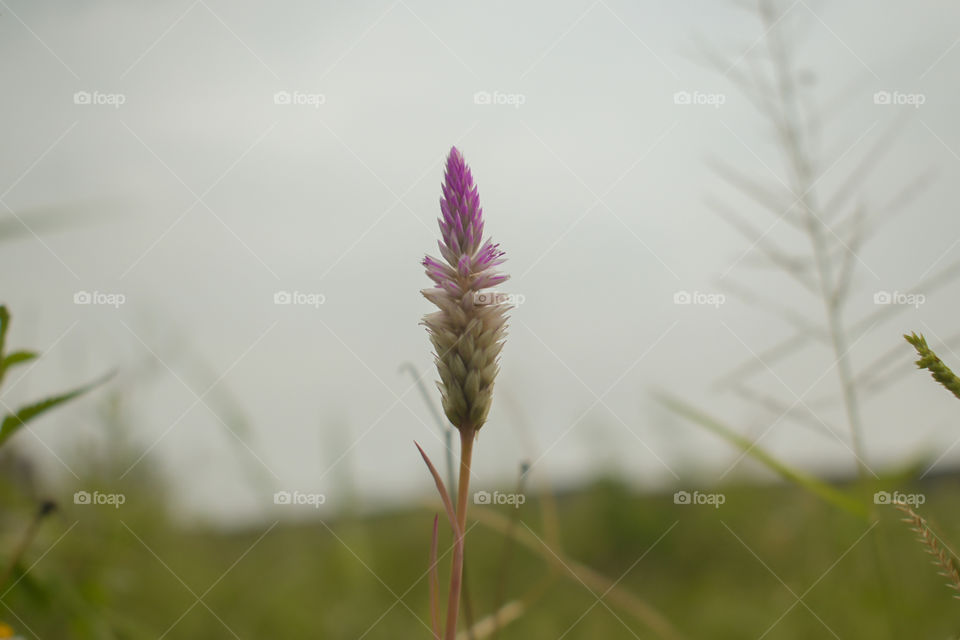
left=472, top=508, right=685, bottom=640
left=657, top=393, right=868, bottom=519
left=0, top=373, right=112, bottom=448
left=0, top=306, right=9, bottom=365
left=0, top=350, right=38, bottom=387
left=415, top=441, right=459, bottom=536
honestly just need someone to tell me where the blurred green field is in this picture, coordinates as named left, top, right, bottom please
left=2, top=461, right=959, bottom=639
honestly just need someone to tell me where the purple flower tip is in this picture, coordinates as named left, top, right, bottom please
left=423, top=147, right=507, bottom=296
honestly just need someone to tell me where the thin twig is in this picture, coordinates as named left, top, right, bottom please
left=0, top=500, right=56, bottom=591
left=473, top=508, right=685, bottom=640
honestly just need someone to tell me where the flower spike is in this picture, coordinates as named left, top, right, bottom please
left=421, top=147, right=510, bottom=432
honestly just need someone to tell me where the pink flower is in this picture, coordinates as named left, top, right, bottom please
left=421, top=147, right=510, bottom=431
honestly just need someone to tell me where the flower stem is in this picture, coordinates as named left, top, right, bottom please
left=445, top=425, right=476, bottom=640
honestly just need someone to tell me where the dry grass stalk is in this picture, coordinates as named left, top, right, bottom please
left=895, top=503, right=960, bottom=599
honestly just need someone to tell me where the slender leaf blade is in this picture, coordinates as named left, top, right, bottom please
left=0, top=306, right=9, bottom=363
left=0, top=373, right=111, bottom=448
left=657, top=393, right=868, bottom=519
left=1, top=350, right=38, bottom=375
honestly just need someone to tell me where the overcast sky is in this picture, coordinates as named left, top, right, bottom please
left=2, top=0, right=960, bottom=524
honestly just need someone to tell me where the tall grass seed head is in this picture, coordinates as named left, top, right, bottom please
left=422, top=147, right=509, bottom=432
